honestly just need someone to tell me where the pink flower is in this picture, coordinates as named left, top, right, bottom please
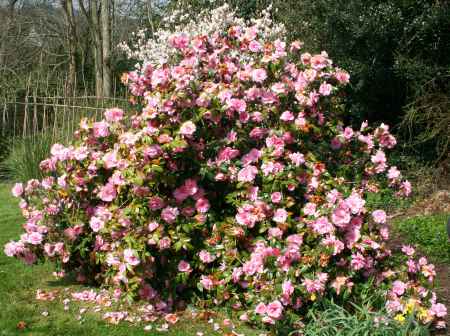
left=124, top=248, right=140, bottom=266
left=387, top=166, right=400, bottom=180
left=89, top=216, right=104, bottom=232
left=266, top=300, right=283, bottom=319
left=372, top=210, right=386, bottom=224
left=273, top=208, right=288, bottom=223
left=98, top=183, right=117, bottom=202
left=227, top=98, right=247, bottom=113
left=178, top=260, right=191, bottom=273
left=255, top=303, right=267, bottom=315
left=200, top=275, right=214, bottom=290
left=169, top=33, right=190, bottom=49
left=104, top=108, right=124, bottom=122
left=161, top=207, right=179, bottom=224
left=148, top=221, right=159, bottom=232
left=248, top=40, right=262, bottom=52
left=27, top=232, right=43, bottom=245
left=271, top=192, right=282, bottom=204
left=335, top=70, right=350, bottom=83
left=251, top=68, right=267, bottom=83
left=179, top=121, right=196, bottom=136
left=199, top=250, right=215, bottom=263
left=288, top=152, right=305, bottom=166
left=237, top=165, right=258, bottom=183
left=430, top=303, right=447, bottom=318
left=93, top=121, right=109, bottom=138
left=391, top=280, right=407, bottom=296
left=268, top=227, right=283, bottom=239
left=11, top=183, right=24, bottom=198
left=159, top=237, right=171, bottom=250
left=401, top=245, right=415, bottom=256
left=149, top=196, right=165, bottom=210
left=319, top=82, right=332, bottom=96
left=282, top=280, right=294, bottom=297
left=280, top=111, right=295, bottom=122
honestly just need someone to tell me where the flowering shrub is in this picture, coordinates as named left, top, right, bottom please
left=5, top=4, right=447, bottom=331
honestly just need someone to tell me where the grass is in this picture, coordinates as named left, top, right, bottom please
left=0, top=184, right=262, bottom=336
left=394, top=213, right=450, bottom=264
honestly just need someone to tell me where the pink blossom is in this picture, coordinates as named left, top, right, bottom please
left=148, top=221, right=159, bottom=232
left=161, top=207, right=179, bottom=224
left=89, top=216, right=104, bottom=232
left=124, top=248, right=140, bottom=266
left=178, top=260, right=191, bottom=273
left=266, top=300, right=283, bottom=319
left=158, top=237, right=171, bottom=250
left=179, top=121, right=196, bottom=136
left=271, top=192, right=282, bottom=204
left=255, top=303, right=267, bottom=315
left=372, top=210, right=386, bottom=224
left=93, top=121, right=110, bottom=138
left=237, top=165, right=258, bottom=183
left=149, top=196, right=165, bottom=210
left=288, top=152, right=305, bottom=166
left=430, top=303, right=447, bottom=318
left=273, top=208, right=288, bottom=223
left=199, top=250, right=215, bottom=263
left=98, top=183, right=117, bottom=202
left=104, top=108, right=124, bottom=122
left=200, top=275, right=214, bottom=290
left=27, top=232, right=43, bottom=245
left=391, top=280, right=407, bottom=296
left=251, top=68, right=267, bottom=83
left=319, top=82, right=332, bottom=96
left=248, top=40, right=262, bottom=52
left=280, top=111, right=295, bottom=122
left=282, top=280, right=294, bottom=297
left=11, top=183, right=24, bottom=198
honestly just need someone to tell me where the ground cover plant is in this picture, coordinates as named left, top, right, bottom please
left=3, top=4, right=447, bottom=334
left=395, top=214, right=450, bottom=264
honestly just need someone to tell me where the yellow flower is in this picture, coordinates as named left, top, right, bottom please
left=310, top=293, right=317, bottom=301
left=394, top=314, right=405, bottom=324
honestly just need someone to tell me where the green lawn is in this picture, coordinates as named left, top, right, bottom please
left=0, top=184, right=262, bottom=336
left=394, top=213, right=450, bottom=264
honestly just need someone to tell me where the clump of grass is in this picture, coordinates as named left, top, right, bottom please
left=0, top=132, right=59, bottom=182
left=299, top=299, right=429, bottom=336
left=394, top=213, right=450, bottom=264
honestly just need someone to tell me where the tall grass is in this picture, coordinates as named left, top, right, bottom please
left=1, top=132, right=59, bottom=182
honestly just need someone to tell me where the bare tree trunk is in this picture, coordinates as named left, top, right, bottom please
left=62, top=0, right=78, bottom=94
left=90, top=0, right=103, bottom=97
left=0, top=0, right=19, bottom=72
left=100, top=0, right=112, bottom=97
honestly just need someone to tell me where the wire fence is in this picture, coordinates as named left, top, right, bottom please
left=0, top=75, right=131, bottom=144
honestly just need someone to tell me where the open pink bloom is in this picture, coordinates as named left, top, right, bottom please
left=199, top=250, right=215, bottom=263
left=319, top=82, right=332, bottom=96
left=89, top=216, right=104, bottom=232
left=251, top=68, right=267, bottom=83
left=372, top=210, right=386, bottom=224
left=237, top=165, right=258, bottom=183
left=179, top=121, right=196, bottom=136
left=282, top=280, right=294, bottom=297
left=266, top=300, right=283, bottom=319
left=11, top=183, right=24, bottom=198
left=93, top=121, right=109, bottom=138
left=255, top=303, right=267, bottom=315
left=200, top=275, right=214, bottom=290
left=98, top=183, right=117, bottom=202
left=273, top=208, right=288, bottom=223
left=148, top=221, right=159, bottom=232
left=161, top=206, right=179, bottom=224
left=430, top=303, right=447, bottom=318
left=149, top=196, right=165, bottom=210
left=178, top=260, right=191, bottom=273
left=391, top=280, right=407, bottom=296
left=248, top=40, right=262, bottom=52
left=104, top=108, right=124, bottom=122
left=124, top=248, right=140, bottom=266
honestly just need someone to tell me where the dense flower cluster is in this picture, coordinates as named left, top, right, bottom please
left=5, top=5, right=446, bottom=331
